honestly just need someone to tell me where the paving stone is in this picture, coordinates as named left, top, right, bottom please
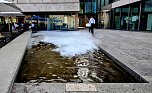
left=66, top=84, right=97, bottom=92
left=94, top=29, right=152, bottom=82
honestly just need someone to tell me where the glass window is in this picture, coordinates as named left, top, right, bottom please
left=101, top=0, right=105, bottom=8
left=85, top=0, right=91, bottom=13
left=114, top=8, right=121, bottom=29
left=109, top=0, right=113, bottom=4
left=144, top=0, right=152, bottom=12
left=121, top=6, right=129, bottom=30
left=85, top=0, right=97, bottom=13
left=48, top=15, right=75, bottom=30
left=98, top=0, right=101, bottom=11
left=129, top=3, right=139, bottom=30
left=146, top=14, right=152, bottom=30
left=92, top=0, right=97, bottom=13
left=105, top=0, right=109, bottom=6
left=80, top=2, right=84, bottom=14
left=141, top=0, right=152, bottom=31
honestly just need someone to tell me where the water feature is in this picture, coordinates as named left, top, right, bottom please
left=15, top=42, right=135, bottom=83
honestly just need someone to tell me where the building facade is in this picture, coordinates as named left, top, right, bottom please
left=79, top=0, right=152, bottom=31
left=109, top=0, right=152, bottom=31
left=6, top=0, right=80, bottom=30
left=79, top=0, right=114, bottom=27
left=2, top=0, right=152, bottom=31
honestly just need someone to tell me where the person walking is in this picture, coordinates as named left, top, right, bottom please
left=31, top=22, right=36, bottom=33
left=89, top=16, right=95, bottom=35
left=14, top=22, right=19, bottom=30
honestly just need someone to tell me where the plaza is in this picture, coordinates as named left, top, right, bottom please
left=0, top=0, right=152, bottom=93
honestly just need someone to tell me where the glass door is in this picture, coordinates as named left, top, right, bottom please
left=47, top=15, right=75, bottom=30
left=49, top=15, right=68, bottom=30
left=68, top=15, right=75, bottom=30
left=147, top=14, right=152, bottom=30
left=121, top=6, right=129, bottom=30
left=128, top=3, right=140, bottom=31
left=114, top=8, right=121, bottom=29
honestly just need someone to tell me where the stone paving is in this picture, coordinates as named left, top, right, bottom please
left=94, top=29, right=152, bottom=82
left=3, top=29, right=152, bottom=93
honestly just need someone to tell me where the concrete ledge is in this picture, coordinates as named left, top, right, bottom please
left=95, top=83, right=152, bottom=93
left=12, top=83, right=152, bottom=93
left=0, top=31, right=31, bottom=93
left=98, top=46, right=148, bottom=82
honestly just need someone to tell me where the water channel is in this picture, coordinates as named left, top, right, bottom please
left=15, top=42, right=135, bottom=83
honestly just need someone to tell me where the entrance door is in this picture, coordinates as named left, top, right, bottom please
left=68, top=15, right=75, bottom=30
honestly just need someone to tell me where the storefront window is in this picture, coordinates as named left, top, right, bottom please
left=129, top=3, right=139, bottom=30
left=144, top=0, right=152, bottom=12
left=85, top=0, right=97, bottom=14
left=92, top=0, right=97, bottom=13
left=140, top=0, right=152, bottom=31
left=85, top=0, right=92, bottom=13
left=101, top=0, right=105, bottom=8
left=121, top=6, right=129, bottom=30
left=143, top=0, right=152, bottom=30
left=105, top=0, right=109, bottom=6
left=114, top=8, right=121, bottom=29
left=48, top=15, right=68, bottom=30
left=80, top=1, right=84, bottom=14
left=47, top=14, right=75, bottom=30
left=98, top=0, right=101, bottom=11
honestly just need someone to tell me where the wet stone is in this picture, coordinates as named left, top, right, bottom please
left=15, top=42, right=135, bottom=83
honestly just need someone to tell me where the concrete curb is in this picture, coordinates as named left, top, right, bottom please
left=98, top=46, right=148, bottom=83
left=0, top=31, right=31, bottom=93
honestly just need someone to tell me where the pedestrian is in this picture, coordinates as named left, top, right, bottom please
left=12, top=23, right=15, bottom=31
left=31, top=22, right=35, bottom=33
left=89, top=16, right=95, bottom=35
left=14, top=22, right=19, bottom=30
left=86, top=16, right=91, bottom=33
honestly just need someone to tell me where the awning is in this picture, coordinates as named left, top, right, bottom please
left=0, top=12, right=24, bottom=16
left=26, top=15, right=45, bottom=21
left=0, top=0, right=22, bottom=12
left=112, top=0, right=141, bottom=9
